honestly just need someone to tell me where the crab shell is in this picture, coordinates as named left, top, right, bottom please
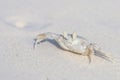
left=54, top=32, right=94, bottom=56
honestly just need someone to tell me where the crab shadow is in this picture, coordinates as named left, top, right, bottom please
left=94, top=49, right=112, bottom=62
left=40, top=39, right=63, bottom=50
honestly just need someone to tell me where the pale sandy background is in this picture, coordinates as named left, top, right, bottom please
left=0, top=0, right=120, bottom=80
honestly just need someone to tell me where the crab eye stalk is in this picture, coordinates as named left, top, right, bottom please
left=72, top=32, right=77, bottom=40
left=63, top=31, right=68, bottom=39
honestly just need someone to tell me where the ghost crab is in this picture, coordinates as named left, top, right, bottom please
left=33, top=32, right=113, bottom=63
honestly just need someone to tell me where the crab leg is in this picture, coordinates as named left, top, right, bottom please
left=88, top=55, right=91, bottom=63
left=33, top=38, right=37, bottom=49
left=33, top=38, right=42, bottom=49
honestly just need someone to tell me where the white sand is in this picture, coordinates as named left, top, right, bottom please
left=0, top=0, right=120, bottom=80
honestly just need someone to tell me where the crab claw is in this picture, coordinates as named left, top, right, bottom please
left=33, top=33, right=47, bottom=49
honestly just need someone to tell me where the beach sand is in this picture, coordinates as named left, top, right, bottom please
left=0, top=0, right=120, bottom=80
